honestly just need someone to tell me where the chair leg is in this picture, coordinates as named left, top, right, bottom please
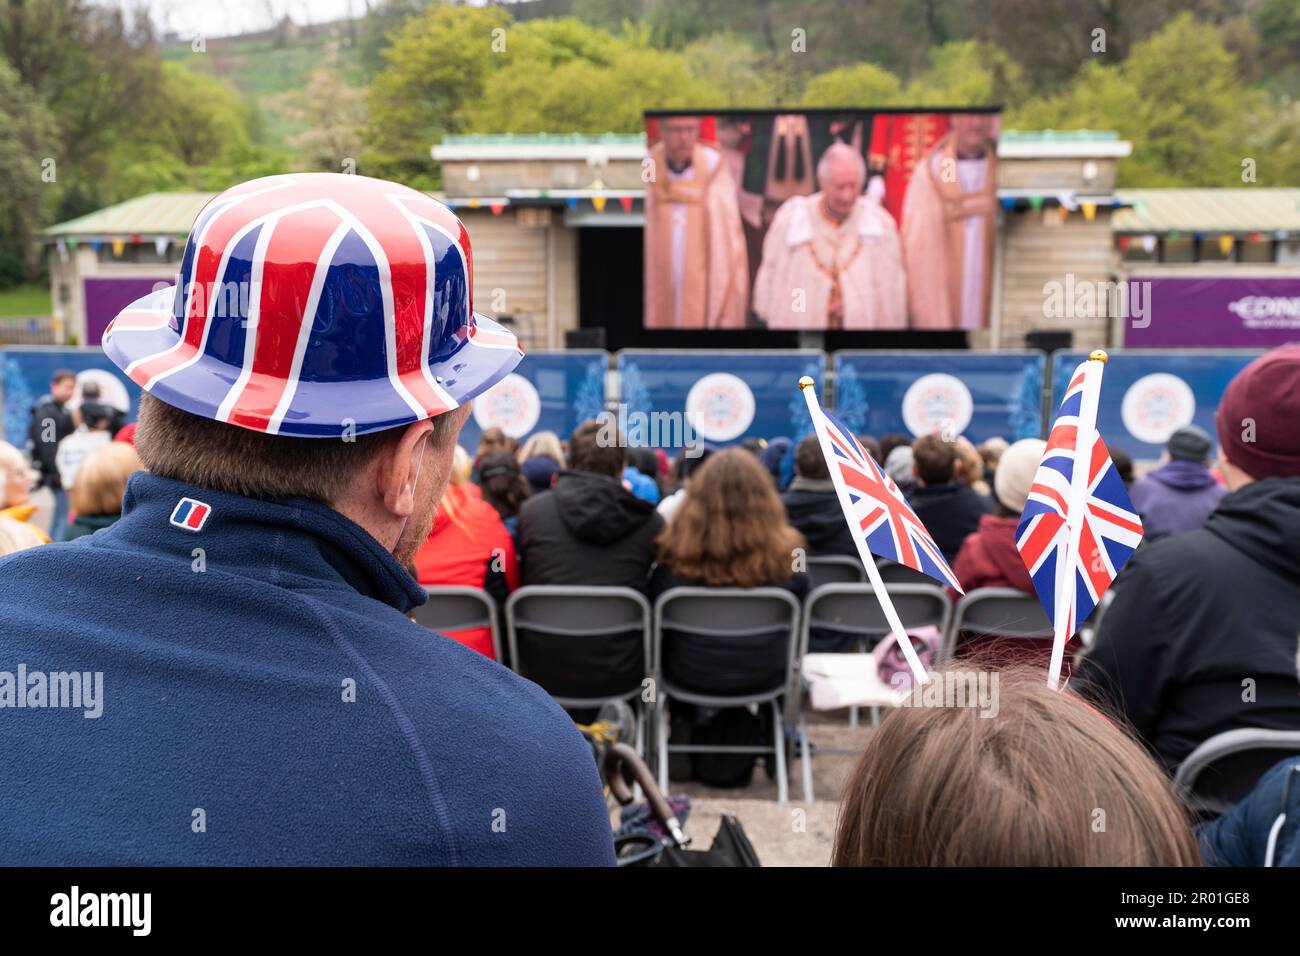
left=656, top=696, right=670, bottom=795
left=772, top=700, right=788, bottom=804
left=799, top=710, right=814, bottom=804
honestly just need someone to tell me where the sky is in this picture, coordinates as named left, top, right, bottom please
left=91, top=0, right=498, bottom=40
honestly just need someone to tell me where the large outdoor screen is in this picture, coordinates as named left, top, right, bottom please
left=643, top=109, right=1001, bottom=332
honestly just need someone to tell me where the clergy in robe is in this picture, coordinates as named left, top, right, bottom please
left=900, top=113, right=999, bottom=330
left=644, top=116, right=749, bottom=329
left=752, top=142, right=906, bottom=331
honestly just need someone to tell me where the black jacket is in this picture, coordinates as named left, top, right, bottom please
left=1075, top=478, right=1300, bottom=772
left=513, top=470, right=663, bottom=700
left=517, top=469, right=663, bottom=592
left=908, top=482, right=993, bottom=563
left=26, top=395, right=75, bottom=491
left=781, top=479, right=857, bottom=557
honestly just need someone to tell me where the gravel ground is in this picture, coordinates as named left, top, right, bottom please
left=613, top=709, right=877, bottom=867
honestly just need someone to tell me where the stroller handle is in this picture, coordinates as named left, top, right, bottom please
left=603, top=742, right=691, bottom=849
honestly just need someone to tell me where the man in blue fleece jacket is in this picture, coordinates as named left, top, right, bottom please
left=0, top=173, right=614, bottom=865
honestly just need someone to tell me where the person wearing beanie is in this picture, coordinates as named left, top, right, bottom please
left=951, top=438, right=1044, bottom=597
left=1075, top=345, right=1300, bottom=772
left=1128, top=425, right=1227, bottom=541
left=884, top=445, right=917, bottom=496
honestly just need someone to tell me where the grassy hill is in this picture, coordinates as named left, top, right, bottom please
left=160, top=20, right=367, bottom=148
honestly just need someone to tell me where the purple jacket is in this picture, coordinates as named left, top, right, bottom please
left=1129, top=459, right=1227, bottom=540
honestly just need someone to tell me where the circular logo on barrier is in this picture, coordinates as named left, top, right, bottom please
left=68, top=368, right=131, bottom=414
left=1121, top=373, right=1195, bottom=445
left=472, top=373, right=540, bottom=438
left=902, top=373, right=973, bottom=438
left=685, top=372, right=756, bottom=442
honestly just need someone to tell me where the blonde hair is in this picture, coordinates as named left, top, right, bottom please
left=0, top=441, right=35, bottom=503
left=70, top=442, right=144, bottom=517
left=0, top=515, right=47, bottom=556
left=450, top=446, right=471, bottom=487
left=518, top=431, right=565, bottom=468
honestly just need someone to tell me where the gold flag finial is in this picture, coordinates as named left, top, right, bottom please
left=798, top=376, right=816, bottom=390
left=1089, top=349, right=1109, bottom=364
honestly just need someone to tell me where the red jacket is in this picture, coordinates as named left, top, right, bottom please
left=953, top=513, right=1035, bottom=595
left=414, top=484, right=519, bottom=659
left=951, top=513, right=1079, bottom=675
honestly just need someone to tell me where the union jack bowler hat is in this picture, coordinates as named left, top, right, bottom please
left=102, top=173, right=524, bottom=438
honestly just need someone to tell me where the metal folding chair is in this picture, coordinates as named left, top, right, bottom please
left=652, top=587, right=802, bottom=803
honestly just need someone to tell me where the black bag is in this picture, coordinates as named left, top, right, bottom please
left=603, top=744, right=761, bottom=868
left=649, top=815, right=760, bottom=867
left=690, top=706, right=764, bottom=788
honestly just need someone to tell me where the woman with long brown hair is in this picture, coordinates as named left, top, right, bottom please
left=832, top=668, right=1202, bottom=867
left=651, top=448, right=807, bottom=697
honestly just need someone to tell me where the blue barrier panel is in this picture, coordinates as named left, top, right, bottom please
left=2, top=347, right=143, bottom=449
left=832, top=350, right=1045, bottom=444
left=459, top=350, right=607, bottom=452
left=616, top=350, right=824, bottom=449
left=1049, top=349, right=1262, bottom=461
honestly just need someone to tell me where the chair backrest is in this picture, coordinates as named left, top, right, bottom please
left=804, top=556, right=866, bottom=589
left=653, top=586, right=802, bottom=704
left=946, top=587, right=1052, bottom=660
left=505, top=585, right=651, bottom=708
left=1174, top=728, right=1300, bottom=817
left=875, top=560, right=933, bottom=586
left=800, top=582, right=953, bottom=659
left=412, top=586, right=501, bottom=661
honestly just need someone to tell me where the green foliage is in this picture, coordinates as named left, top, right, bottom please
left=801, top=63, right=904, bottom=108
left=1009, top=15, right=1278, bottom=186
left=904, top=40, right=1025, bottom=107
left=362, top=4, right=511, bottom=188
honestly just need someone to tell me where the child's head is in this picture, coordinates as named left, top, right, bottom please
left=832, top=669, right=1200, bottom=866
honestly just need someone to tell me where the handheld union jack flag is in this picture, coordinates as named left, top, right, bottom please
left=800, top=378, right=959, bottom=684
left=1017, top=351, right=1143, bottom=687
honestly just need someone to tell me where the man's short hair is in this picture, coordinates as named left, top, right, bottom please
left=912, top=433, right=957, bottom=486
left=568, top=420, right=625, bottom=478
left=134, top=393, right=457, bottom=505
left=51, top=369, right=75, bottom=385
left=794, top=434, right=829, bottom=480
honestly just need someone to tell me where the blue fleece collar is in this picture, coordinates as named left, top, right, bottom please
left=106, top=472, right=427, bottom=614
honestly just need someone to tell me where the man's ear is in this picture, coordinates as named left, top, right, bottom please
left=379, top=420, right=434, bottom=518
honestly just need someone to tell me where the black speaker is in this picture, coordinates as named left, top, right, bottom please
left=566, top=328, right=606, bottom=349
left=1025, top=330, right=1073, bottom=354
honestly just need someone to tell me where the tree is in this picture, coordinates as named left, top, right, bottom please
left=282, top=68, right=366, bottom=172
left=0, top=61, right=59, bottom=283
left=903, top=40, right=1025, bottom=107
left=801, top=63, right=904, bottom=107
left=362, top=4, right=511, bottom=187
left=1009, top=14, right=1281, bottom=186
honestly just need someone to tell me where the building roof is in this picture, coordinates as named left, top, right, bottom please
left=1113, top=189, right=1300, bottom=233
left=42, top=192, right=216, bottom=240
left=432, top=129, right=1131, bottom=162
left=433, top=133, right=646, bottom=162
left=998, top=129, right=1131, bottom=159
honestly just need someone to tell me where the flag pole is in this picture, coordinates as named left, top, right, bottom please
left=799, top=377, right=930, bottom=687
left=1048, top=349, right=1108, bottom=689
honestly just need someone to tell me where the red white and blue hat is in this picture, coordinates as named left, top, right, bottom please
left=102, top=173, right=523, bottom=438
